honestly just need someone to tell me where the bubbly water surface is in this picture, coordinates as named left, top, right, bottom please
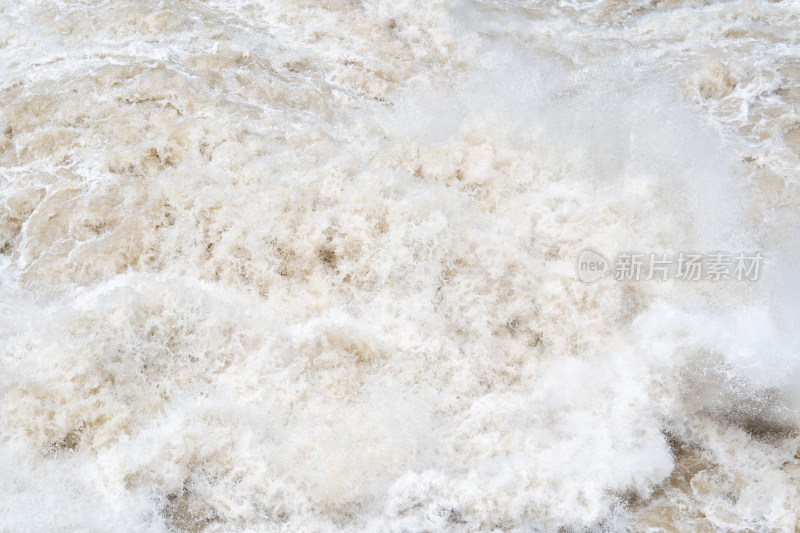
left=1, top=0, right=799, bottom=531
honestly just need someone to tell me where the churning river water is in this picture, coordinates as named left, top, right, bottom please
left=1, top=0, right=800, bottom=531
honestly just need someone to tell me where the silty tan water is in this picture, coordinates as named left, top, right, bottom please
left=1, top=0, right=799, bottom=531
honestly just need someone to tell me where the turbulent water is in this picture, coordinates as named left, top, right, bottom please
left=1, top=0, right=800, bottom=531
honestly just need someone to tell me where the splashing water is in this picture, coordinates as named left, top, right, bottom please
left=1, top=0, right=799, bottom=531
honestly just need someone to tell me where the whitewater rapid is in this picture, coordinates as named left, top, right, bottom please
left=1, top=0, right=799, bottom=531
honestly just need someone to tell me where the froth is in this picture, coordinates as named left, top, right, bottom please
left=1, top=0, right=799, bottom=532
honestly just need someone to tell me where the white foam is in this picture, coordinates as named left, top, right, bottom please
left=1, top=0, right=799, bottom=531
